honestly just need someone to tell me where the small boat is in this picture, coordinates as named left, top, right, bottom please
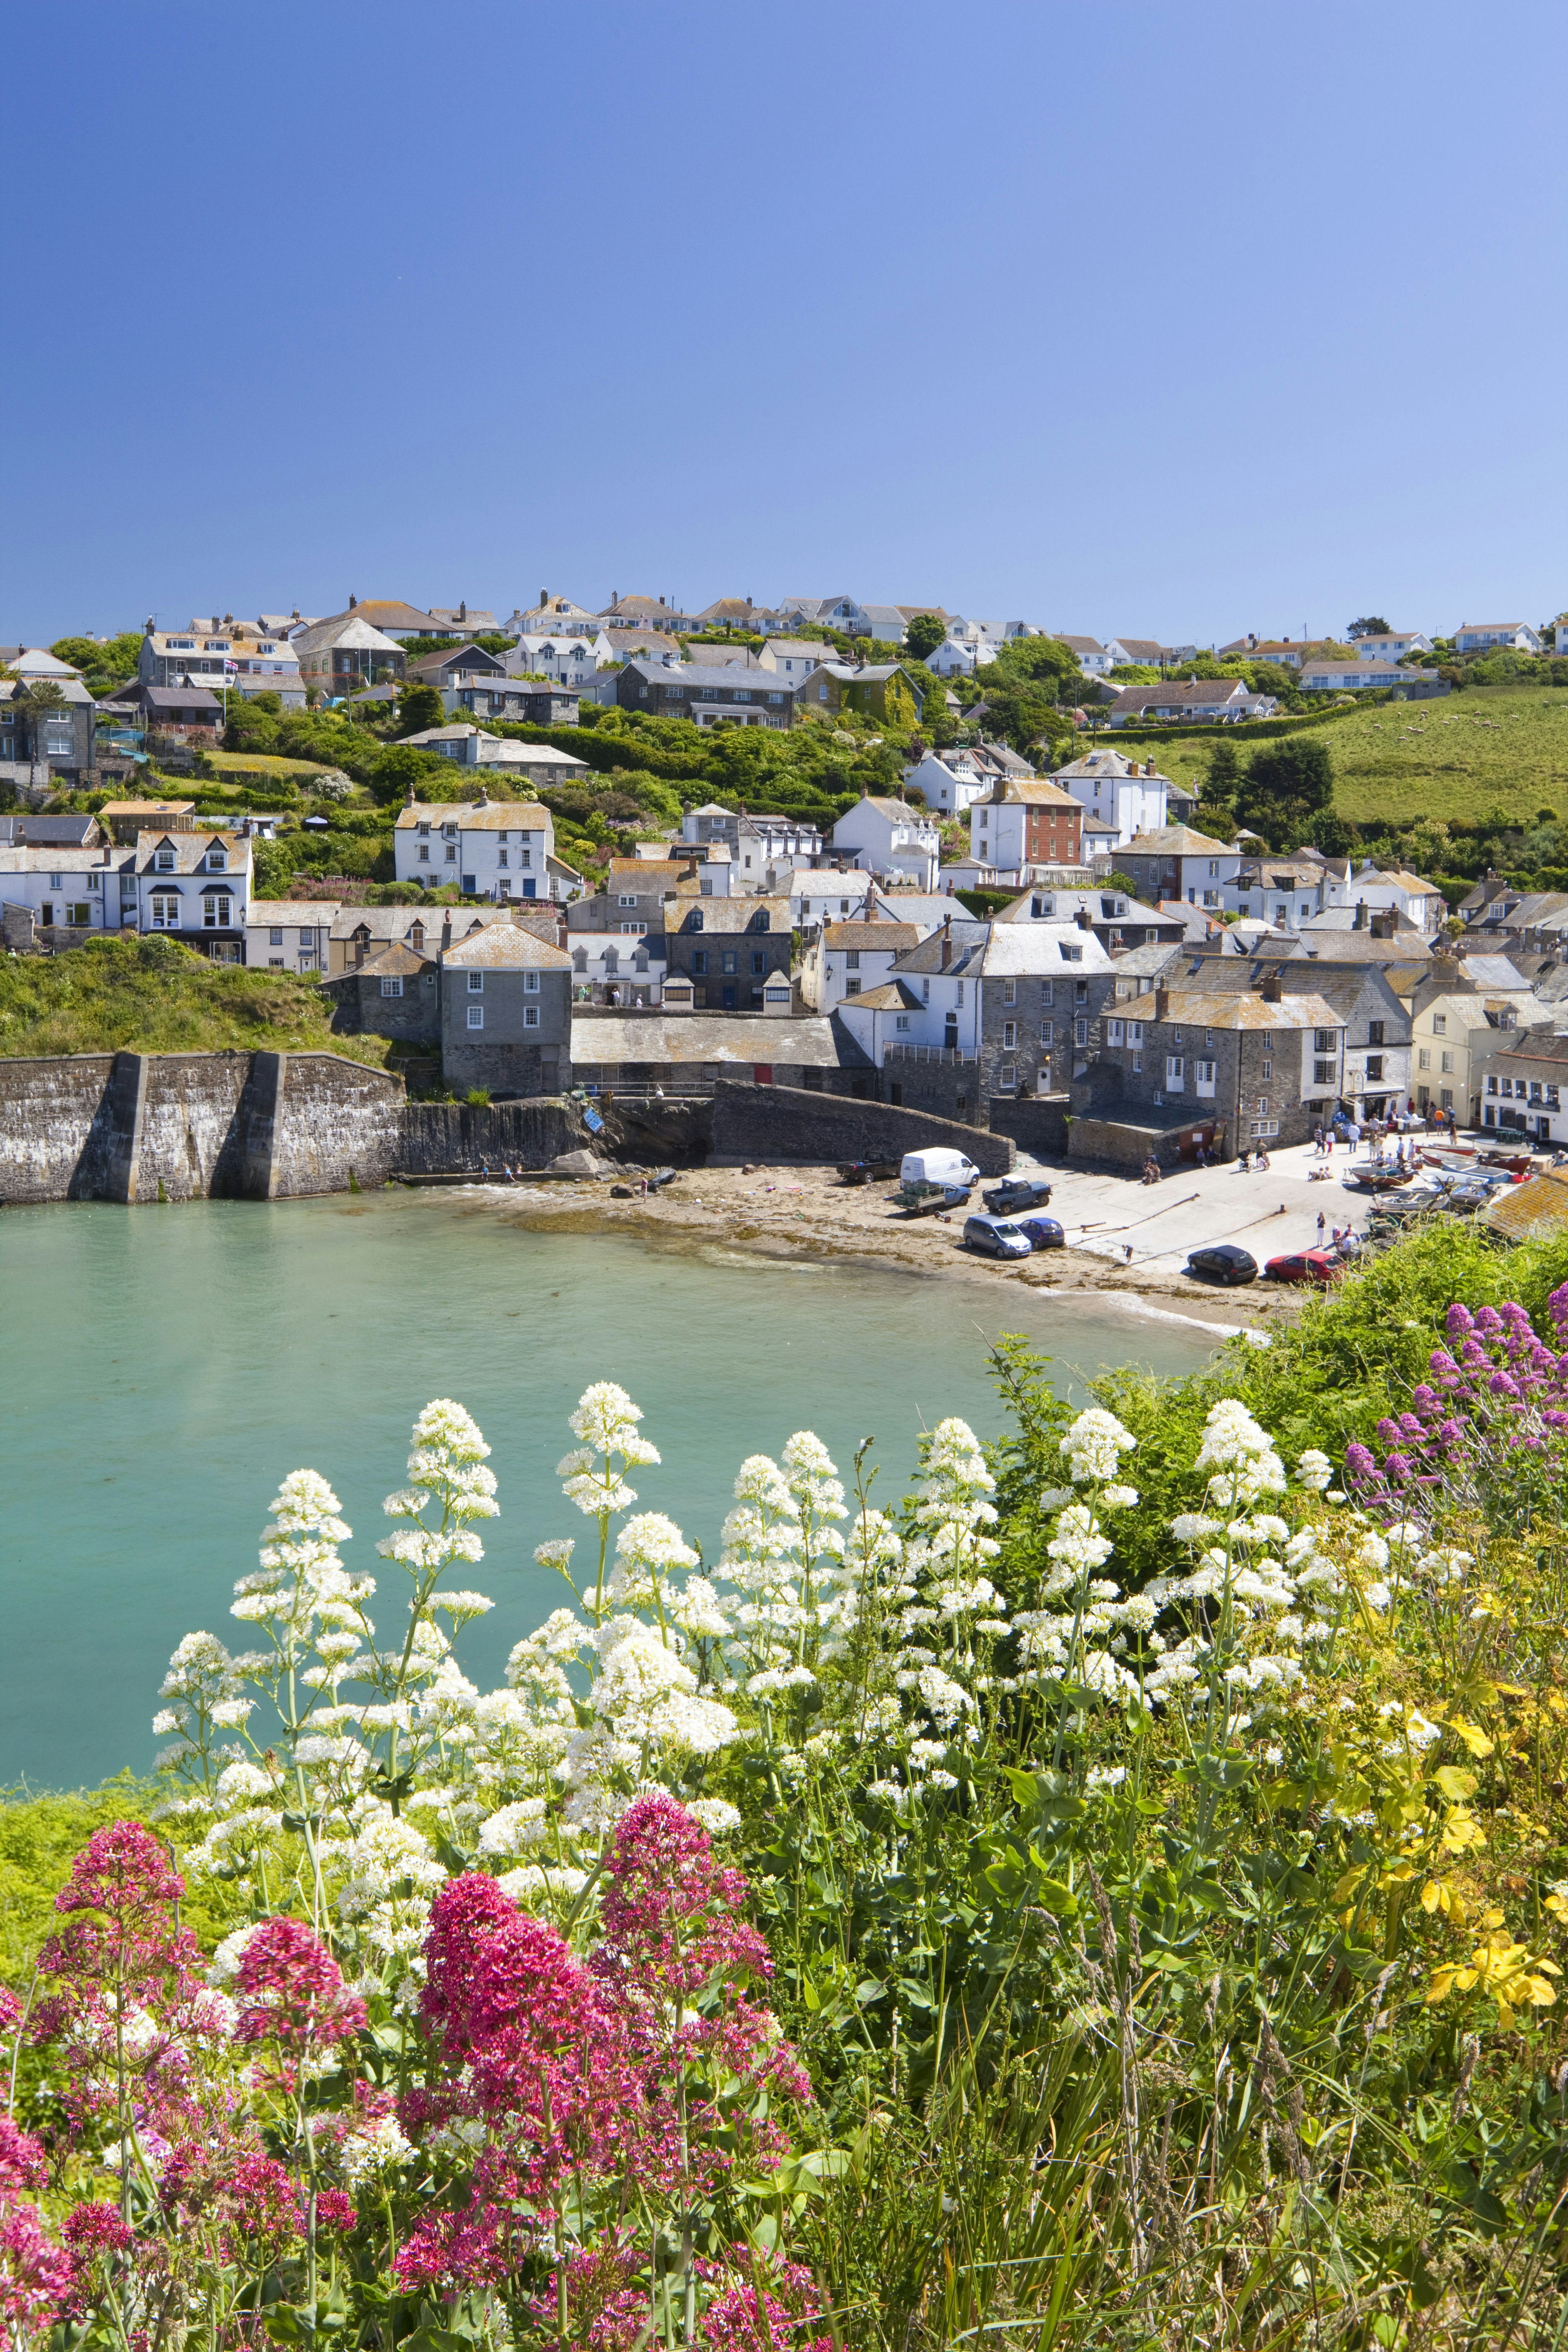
left=1347, top=1165, right=1415, bottom=1192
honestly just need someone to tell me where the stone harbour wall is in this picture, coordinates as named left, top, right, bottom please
left=0, top=1051, right=405, bottom=1204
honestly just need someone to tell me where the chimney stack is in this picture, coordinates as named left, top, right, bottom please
left=1261, top=968, right=1283, bottom=1004
left=940, top=914, right=953, bottom=971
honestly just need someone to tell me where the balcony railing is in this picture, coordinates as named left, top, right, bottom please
left=882, top=1042, right=974, bottom=1065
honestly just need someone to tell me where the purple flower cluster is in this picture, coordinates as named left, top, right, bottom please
left=1346, top=1289, right=1568, bottom=1528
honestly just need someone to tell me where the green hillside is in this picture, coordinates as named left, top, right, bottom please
left=1161, top=685, right=1568, bottom=830
left=0, top=935, right=392, bottom=1067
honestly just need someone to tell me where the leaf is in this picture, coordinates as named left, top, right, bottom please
left=1449, top=1718, right=1496, bottom=1759
left=1434, top=1765, right=1479, bottom=1801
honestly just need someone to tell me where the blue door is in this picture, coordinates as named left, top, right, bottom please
left=722, top=983, right=737, bottom=1010
left=523, top=879, right=536, bottom=898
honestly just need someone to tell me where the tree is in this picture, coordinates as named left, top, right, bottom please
left=984, top=635, right=1083, bottom=702
left=369, top=742, right=448, bottom=806
left=902, top=612, right=947, bottom=662
left=1235, top=735, right=1334, bottom=849
left=1203, top=737, right=1243, bottom=813
left=50, top=633, right=143, bottom=688
left=1346, top=616, right=1391, bottom=639
left=397, top=683, right=447, bottom=737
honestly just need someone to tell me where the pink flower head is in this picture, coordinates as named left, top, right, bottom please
left=54, top=1823, right=183, bottom=1920
left=235, top=1917, right=365, bottom=2051
left=702, top=2260, right=835, bottom=2352
left=0, top=2203, right=76, bottom=2336
left=314, top=2189, right=357, bottom=2236
left=598, top=1794, right=770, bottom=2001
left=61, top=2203, right=132, bottom=2259
left=0, top=1989, right=22, bottom=2044
left=0, top=2121, right=46, bottom=2198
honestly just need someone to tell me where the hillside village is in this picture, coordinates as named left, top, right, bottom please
left=7, top=593, right=1568, bottom=1183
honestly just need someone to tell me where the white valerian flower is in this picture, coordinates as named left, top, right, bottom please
left=608, top=1512, right=700, bottom=1607
left=340, top=2113, right=415, bottom=2184
left=1085, top=1764, right=1127, bottom=1791
left=668, top=1576, right=732, bottom=1639
left=1101, top=1485, right=1140, bottom=1511
left=1061, top=1408, right=1137, bottom=1486
left=686, top=1798, right=742, bottom=1833
left=476, top=1798, right=548, bottom=1858
left=571, top=1381, right=660, bottom=1464
left=1356, top=1531, right=1392, bottom=1574
left=497, top=1864, right=591, bottom=1903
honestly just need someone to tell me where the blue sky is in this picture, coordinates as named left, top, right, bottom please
left=8, top=1, right=1566, bottom=648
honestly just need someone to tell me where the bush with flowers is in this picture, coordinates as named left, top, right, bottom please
left=15, top=1231, right=1568, bottom=2343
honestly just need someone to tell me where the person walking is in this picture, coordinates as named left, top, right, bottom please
left=1316, top=1210, right=1327, bottom=1243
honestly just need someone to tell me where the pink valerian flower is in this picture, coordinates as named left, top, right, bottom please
left=702, top=2258, right=835, bottom=2352
left=596, top=1793, right=772, bottom=2005
left=405, top=1875, right=641, bottom=2217
left=314, top=2189, right=357, bottom=2235
left=160, top=2147, right=305, bottom=2271
left=0, top=2121, right=47, bottom=2198
left=0, top=1988, right=22, bottom=2045
left=0, top=2201, right=76, bottom=2337
left=523, top=2236, right=647, bottom=2352
left=53, top=1823, right=184, bottom=1921
left=235, top=1916, right=367, bottom=2056
left=61, top=2203, right=132, bottom=2258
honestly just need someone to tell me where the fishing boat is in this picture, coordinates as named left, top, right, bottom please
left=1347, top=1165, right=1416, bottom=1192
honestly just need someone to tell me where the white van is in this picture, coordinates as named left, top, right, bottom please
left=899, top=1147, right=980, bottom=1189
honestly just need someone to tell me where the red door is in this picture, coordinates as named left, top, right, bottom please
left=753, top=1065, right=773, bottom=1085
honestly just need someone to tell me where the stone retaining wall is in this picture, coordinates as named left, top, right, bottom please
left=0, top=1051, right=404, bottom=1203
left=709, top=1081, right=1014, bottom=1174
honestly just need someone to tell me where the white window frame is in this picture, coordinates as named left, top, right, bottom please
left=468, top=971, right=484, bottom=993
left=466, top=1004, right=484, bottom=1029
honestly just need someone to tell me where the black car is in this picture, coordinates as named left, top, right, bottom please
left=1186, top=1243, right=1258, bottom=1286
left=982, top=1177, right=1054, bottom=1214
left=1016, top=1214, right=1065, bottom=1251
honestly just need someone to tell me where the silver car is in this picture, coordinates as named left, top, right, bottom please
left=962, top=1214, right=1034, bottom=1260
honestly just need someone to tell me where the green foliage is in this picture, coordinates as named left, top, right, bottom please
left=1236, top=731, right=1334, bottom=846
left=49, top=632, right=143, bottom=693
left=902, top=612, right=947, bottom=661
left=0, top=933, right=393, bottom=1065
left=396, top=682, right=447, bottom=737
left=1348, top=615, right=1392, bottom=637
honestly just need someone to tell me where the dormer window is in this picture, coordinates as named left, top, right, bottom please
left=204, top=639, right=229, bottom=652
left=417, top=821, right=430, bottom=837
left=156, top=846, right=176, bottom=871
left=205, top=848, right=226, bottom=871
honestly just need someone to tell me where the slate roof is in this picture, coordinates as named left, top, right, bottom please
left=821, top=920, right=920, bottom=951
left=1123, top=824, right=1235, bottom=857
left=442, top=924, right=572, bottom=969
left=395, top=797, right=552, bottom=831
left=569, top=1012, right=840, bottom=1065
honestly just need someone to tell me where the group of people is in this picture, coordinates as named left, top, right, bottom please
left=1236, top=1143, right=1271, bottom=1172
left=1314, top=1212, right=1360, bottom=1259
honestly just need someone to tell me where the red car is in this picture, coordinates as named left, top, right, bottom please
left=1264, top=1249, right=1344, bottom=1287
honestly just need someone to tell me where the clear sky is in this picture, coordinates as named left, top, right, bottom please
left=8, top=0, right=1566, bottom=648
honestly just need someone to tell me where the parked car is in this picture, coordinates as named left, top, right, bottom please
left=1263, top=1249, right=1343, bottom=1286
left=1185, top=1243, right=1258, bottom=1286
left=982, top=1177, right=1053, bottom=1214
left=1016, top=1214, right=1065, bottom=1251
left=962, top=1214, right=1034, bottom=1261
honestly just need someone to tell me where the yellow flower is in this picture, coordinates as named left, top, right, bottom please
left=1426, top=1923, right=1562, bottom=2031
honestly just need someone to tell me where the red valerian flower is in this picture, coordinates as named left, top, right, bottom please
left=235, top=1916, right=367, bottom=2052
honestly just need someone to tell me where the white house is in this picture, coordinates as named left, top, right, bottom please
left=394, top=796, right=560, bottom=903
left=1322, top=859, right=1447, bottom=936
left=567, top=933, right=666, bottom=1006
left=1102, top=637, right=1168, bottom=670
left=1349, top=630, right=1434, bottom=661
left=789, top=870, right=877, bottom=925
left=1049, top=749, right=1171, bottom=849
left=757, top=639, right=835, bottom=681
left=396, top=726, right=590, bottom=788
left=924, top=637, right=981, bottom=677
left=831, top=790, right=941, bottom=890
left=505, top=633, right=612, bottom=685
left=1412, top=986, right=1551, bottom=1121
left=245, top=900, right=339, bottom=972
left=1226, top=855, right=1325, bottom=933
left=0, top=829, right=262, bottom=957
left=1454, top=622, right=1543, bottom=654
left=1057, top=635, right=1112, bottom=677
left=799, top=911, right=923, bottom=1014
left=1298, top=655, right=1433, bottom=691
left=503, top=594, right=603, bottom=639
left=905, top=744, right=1032, bottom=817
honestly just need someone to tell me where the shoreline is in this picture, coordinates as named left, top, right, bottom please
left=427, top=1161, right=1297, bottom=1340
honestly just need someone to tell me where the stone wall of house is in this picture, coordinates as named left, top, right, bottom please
left=987, top=1095, right=1071, bottom=1157
left=0, top=1051, right=405, bottom=1203
left=439, top=1040, right=566, bottom=1098
left=709, top=1080, right=1014, bottom=1174
left=878, top=1058, right=985, bottom=1125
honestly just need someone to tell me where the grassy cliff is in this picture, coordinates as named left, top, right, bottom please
left=0, top=935, right=390, bottom=1066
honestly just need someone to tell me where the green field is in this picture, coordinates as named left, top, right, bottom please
left=1152, top=685, right=1568, bottom=829
left=0, top=934, right=393, bottom=1067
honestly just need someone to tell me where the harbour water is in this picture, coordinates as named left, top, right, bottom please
left=0, top=1190, right=1219, bottom=1789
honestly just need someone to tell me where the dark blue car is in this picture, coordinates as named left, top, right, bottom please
left=1016, top=1215, right=1065, bottom=1251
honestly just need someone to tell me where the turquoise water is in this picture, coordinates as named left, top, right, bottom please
left=0, top=1191, right=1216, bottom=1789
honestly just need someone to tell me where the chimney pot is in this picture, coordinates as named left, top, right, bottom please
left=1154, top=985, right=1169, bottom=1020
